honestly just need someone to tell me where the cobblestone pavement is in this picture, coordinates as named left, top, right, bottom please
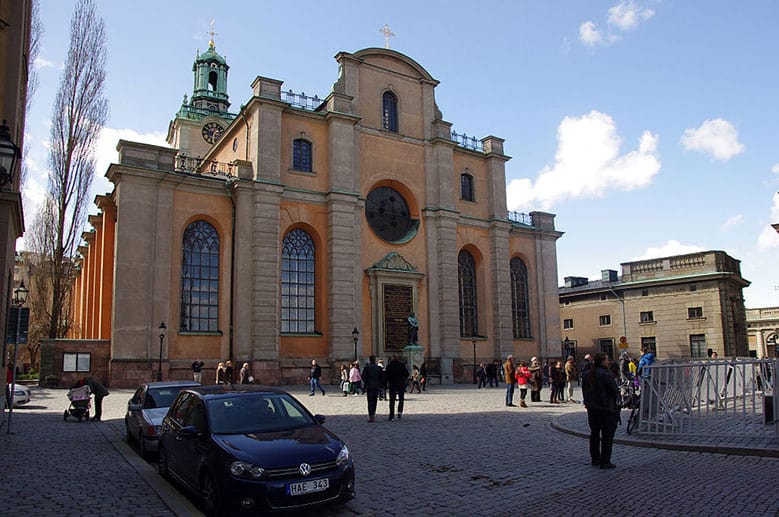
left=1, top=383, right=778, bottom=516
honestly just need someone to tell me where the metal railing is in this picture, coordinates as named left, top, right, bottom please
left=637, top=358, right=777, bottom=438
left=175, top=154, right=236, bottom=178
left=281, top=90, right=324, bottom=111
left=450, top=130, right=483, bottom=152
left=507, top=211, right=533, bottom=226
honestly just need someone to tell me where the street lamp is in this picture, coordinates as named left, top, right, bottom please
left=7, top=280, right=29, bottom=435
left=0, top=120, right=21, bottom=188
left=352, top=327, right=359, bottom=362
left=472, top=339, right=477, bottom=384
left=157, top=321, right=166, bottom=382
left=563, top=337, right=572, bottom=359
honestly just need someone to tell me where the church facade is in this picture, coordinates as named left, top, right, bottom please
left=69, top=42, right=563, bottom=387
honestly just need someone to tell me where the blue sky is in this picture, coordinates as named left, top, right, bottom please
left=23, top=0, right=779, bottom=307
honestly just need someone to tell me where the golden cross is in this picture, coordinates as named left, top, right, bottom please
left=379, top=24, right=395, bottom=49
left=207, top=19, right=219, bottom=48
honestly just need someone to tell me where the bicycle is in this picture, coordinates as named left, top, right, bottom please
left=619, top=379, right=641, bottom=434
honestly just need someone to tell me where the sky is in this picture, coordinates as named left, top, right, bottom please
left=22, top=0, right=779, bottom=308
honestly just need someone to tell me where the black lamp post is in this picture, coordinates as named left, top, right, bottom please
left=157, top=321, right=166, bottom=381
left=472, top=339, right=477, bottom=384
left=352, top=327, right=359, bottom=362
left=563, top=337, right=571, bottom=359
left=0, top=120, right=21, bottom=188
left=7, top=280, right=29, bottom=435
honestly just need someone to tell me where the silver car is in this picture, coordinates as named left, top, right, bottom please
left=125, top=380, right=200, bottom=457
left=6, top=383, right=31, bottom=407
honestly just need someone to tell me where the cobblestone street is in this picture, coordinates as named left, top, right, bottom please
left=1, top=383, right=777, bottom=516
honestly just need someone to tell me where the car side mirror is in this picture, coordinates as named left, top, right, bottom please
left=314, top=414, right=326, bottom=425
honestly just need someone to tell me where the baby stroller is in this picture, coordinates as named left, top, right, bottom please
left=64, top=385, right=91, bottom=422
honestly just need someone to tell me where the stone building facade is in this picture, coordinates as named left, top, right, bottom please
left=746, top=307, right=779, bottom=358
left=559, top=251, right=750, bottom=362
left=68, top=43, right=563, bottom=388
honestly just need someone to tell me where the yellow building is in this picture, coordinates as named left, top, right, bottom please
left=67, top=43, right=563, bottom=387
left=559, top=251, right=750, bottom=362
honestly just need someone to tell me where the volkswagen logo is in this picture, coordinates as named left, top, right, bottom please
left=299, top=463, right=311, bottom=476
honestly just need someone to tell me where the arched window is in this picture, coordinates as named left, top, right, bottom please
left=460, top=172, right=474, bottom=202
left=281, top=228, right=316, bottom=333
left=510, top=257, right=531, bottom=338
left=382, top=91, right=398, bottom=133
left=292, top=138, right=312, bottom=172
left=208, top=71, right=218, bottom=92
left=458, top=250, right=478, bottom=337
left=181, top=220, right=219, bottom=332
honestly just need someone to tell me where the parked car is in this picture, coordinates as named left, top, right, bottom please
left=125, top=380, right=200, bottom=457
left=5, top=383, right=30, bottom=407
left=158, top=385, right=355, bottom=515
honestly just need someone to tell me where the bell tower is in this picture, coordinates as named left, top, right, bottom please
left=166, top=26, right=235, bottom=158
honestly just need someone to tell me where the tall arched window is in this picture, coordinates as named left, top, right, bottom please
left=382, top=91, right=398, bottom=132
left=292, top=138, right=312, bottom=172
left=510, top=257, right=531, bottom=338
left=458, top=250, right=478, bottom=337
left=281, top=228, right=316, bottom=333
left=181, top=220, right=219, bottom=332
left=460, top=172, right=474, bottom=201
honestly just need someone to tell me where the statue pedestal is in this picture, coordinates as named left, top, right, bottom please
left=403, top=344, right=424, bottom=370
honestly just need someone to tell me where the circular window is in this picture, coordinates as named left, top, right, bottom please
left=365, top=187, right=417, bottom=243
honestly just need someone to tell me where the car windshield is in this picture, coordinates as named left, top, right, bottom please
left=146, top=387, right=185, bottom=409
left=206, top=393, right=315, bottom=434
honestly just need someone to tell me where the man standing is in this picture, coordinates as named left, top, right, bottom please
left=191, top=359, right=205, bottom=383
left=503, top=355, right=517, bottom=407
left=362, top=355, right=384, bottom=422
left=309, top=359, right=326, bottom=396
left=565, top=356, right=578, bottom=403
left=582, top=352, right=620, bottom=469
left=485, top=361, right=498, bottom=387
left=385, top=355, right=409, bottom=420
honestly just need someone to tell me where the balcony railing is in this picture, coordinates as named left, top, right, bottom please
left=281, top=90, right=324, bottom=111
left=507, top=211, right=533, bottom=226
left=450, top=130, right=484, bottom=152
left=175, top=154, right=236, bottom=178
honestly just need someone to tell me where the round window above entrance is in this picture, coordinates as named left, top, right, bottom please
left=365, top=186, right=419, bottom=243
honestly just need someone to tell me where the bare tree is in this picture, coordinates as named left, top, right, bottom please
left=21, top=0, right=42, bottom=187
left=38, top=0, right=108, bottom=339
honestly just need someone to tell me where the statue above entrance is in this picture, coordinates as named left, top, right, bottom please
left=407, top=312, right=419, bottom=345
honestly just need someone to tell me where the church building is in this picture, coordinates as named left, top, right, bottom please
left=65, top=38, right=563, bottom=387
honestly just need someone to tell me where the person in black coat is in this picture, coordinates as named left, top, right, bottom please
left=582, top=352, right=620, bottom=469
left=361, top=355, right=384, bottom=422
left=384, top=355, right=409, bottom=420
left=72, top=376, right=109, bottom=422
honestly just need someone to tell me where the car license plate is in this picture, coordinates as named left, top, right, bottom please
left=287, top=478, right=329, bottom=496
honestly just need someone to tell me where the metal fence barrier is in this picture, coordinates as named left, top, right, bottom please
left=637, top=358, right=777, bottom=438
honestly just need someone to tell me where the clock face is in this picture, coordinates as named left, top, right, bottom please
left=365, top=187, right=415, bottom=243
left=202, top=122, right=224, bottom=144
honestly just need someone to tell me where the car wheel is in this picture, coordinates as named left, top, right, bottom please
left=201, top=473, right=221, bottom=516
left=158, top=444, right=169, bottom=478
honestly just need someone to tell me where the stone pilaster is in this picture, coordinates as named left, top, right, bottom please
left=488, top=220, right=513, bottom=359
left=528, top=212, right=562, bottom=360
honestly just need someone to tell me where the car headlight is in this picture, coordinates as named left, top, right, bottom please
left=230, top=460, right=265, bottom=479
left=335, top=445, right=350, bottom=466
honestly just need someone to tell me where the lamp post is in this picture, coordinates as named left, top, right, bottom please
left=7, top=280, right=29, bottom=435
left=352, top=327, right=359, bottom=362
left=562, top=336, right=572, bottom=360
left=157, top=321, right=166, bottom=382
left=472, top=339, right=477, bottom=384
left=0, top=120, right=21, bottom=188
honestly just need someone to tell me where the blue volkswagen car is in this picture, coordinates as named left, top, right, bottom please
left=158, top=385, right=355, bottom=515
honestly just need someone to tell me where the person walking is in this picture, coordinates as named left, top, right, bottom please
left=378, top=359, right=387, bottom=399
left=309, top=359, right=326, bottom=396
left=529, top=357, right=543, bottom=402
left=515, top=360, right=531, bottom=407
left=215, top=362, right=226, bottom=384
left=485, top=361, right=498, bottom=387
left=385, top=355, right=409, bottom=420
left=224, top=360, right=234, bottom=384
left=340, top=364, right=350, bottom=397
left=191, top=359, right=205, bottom=383
left=419, top=361, right=428, bottom=391
left=565, top=356, right=579, bottom=402
left=349, top=361, right=363, bottom=395
left=582, top=352, right=620, bottom=469
left=476, top=363, right=487, bottom=389
left=239, top=362, right=253, bottom=384
left=504, top=355, right=517, bottom=407
left=362, top=355, right=384, bottom=422
left=408, top=365, right=422, bottom=393
left=72, top=376, right=109, bottom=422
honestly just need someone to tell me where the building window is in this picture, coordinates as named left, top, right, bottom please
left=63, top=352, right=91, bottom=372
left=181, top=220, right=219, bottom=332
left=690, top=285, right=697, bottom=292
left=599, top=315, right=611, bottom=326
left=382, top=91, right=398, bottom=132
left=460, top=173, right=474, bottom=202
left=641, top=290, right=649, bottom=296
left=600, top=338, right=615, bottom=361
left=688, top=307, right=703, bottom=319
left=563, top=318, right=574, bottom=330
left=510, top=257, right=531, bottom=338
left=600, top=294, right=607, bottom=301
left=458, top=250, right=478, bottom=337
left=690, top=334, right=707, bottom=358
left=281, top=228, right=316, bottom=334
left=641, top=336, right=657, bottom=354
left=640, top=311, right=654, bottom=323
left=292, top=138, right=313, bottom=172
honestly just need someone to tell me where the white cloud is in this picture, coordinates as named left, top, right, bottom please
left=757, top=192, right=779, bottom=250
left=506, top=110, right=660, bottom=211
left=771, top=163, right=779, bottom=174
left=720, top=214, right=743, bottom=231
left=608, top=1, right=655, bottom=31
left=579, top=21, right=603, bottom=47
left=631, top=240, right=705, bottom=261
left=33, top=57, right=55, bottom=69
left=680, top=118, right=744, bottom=161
